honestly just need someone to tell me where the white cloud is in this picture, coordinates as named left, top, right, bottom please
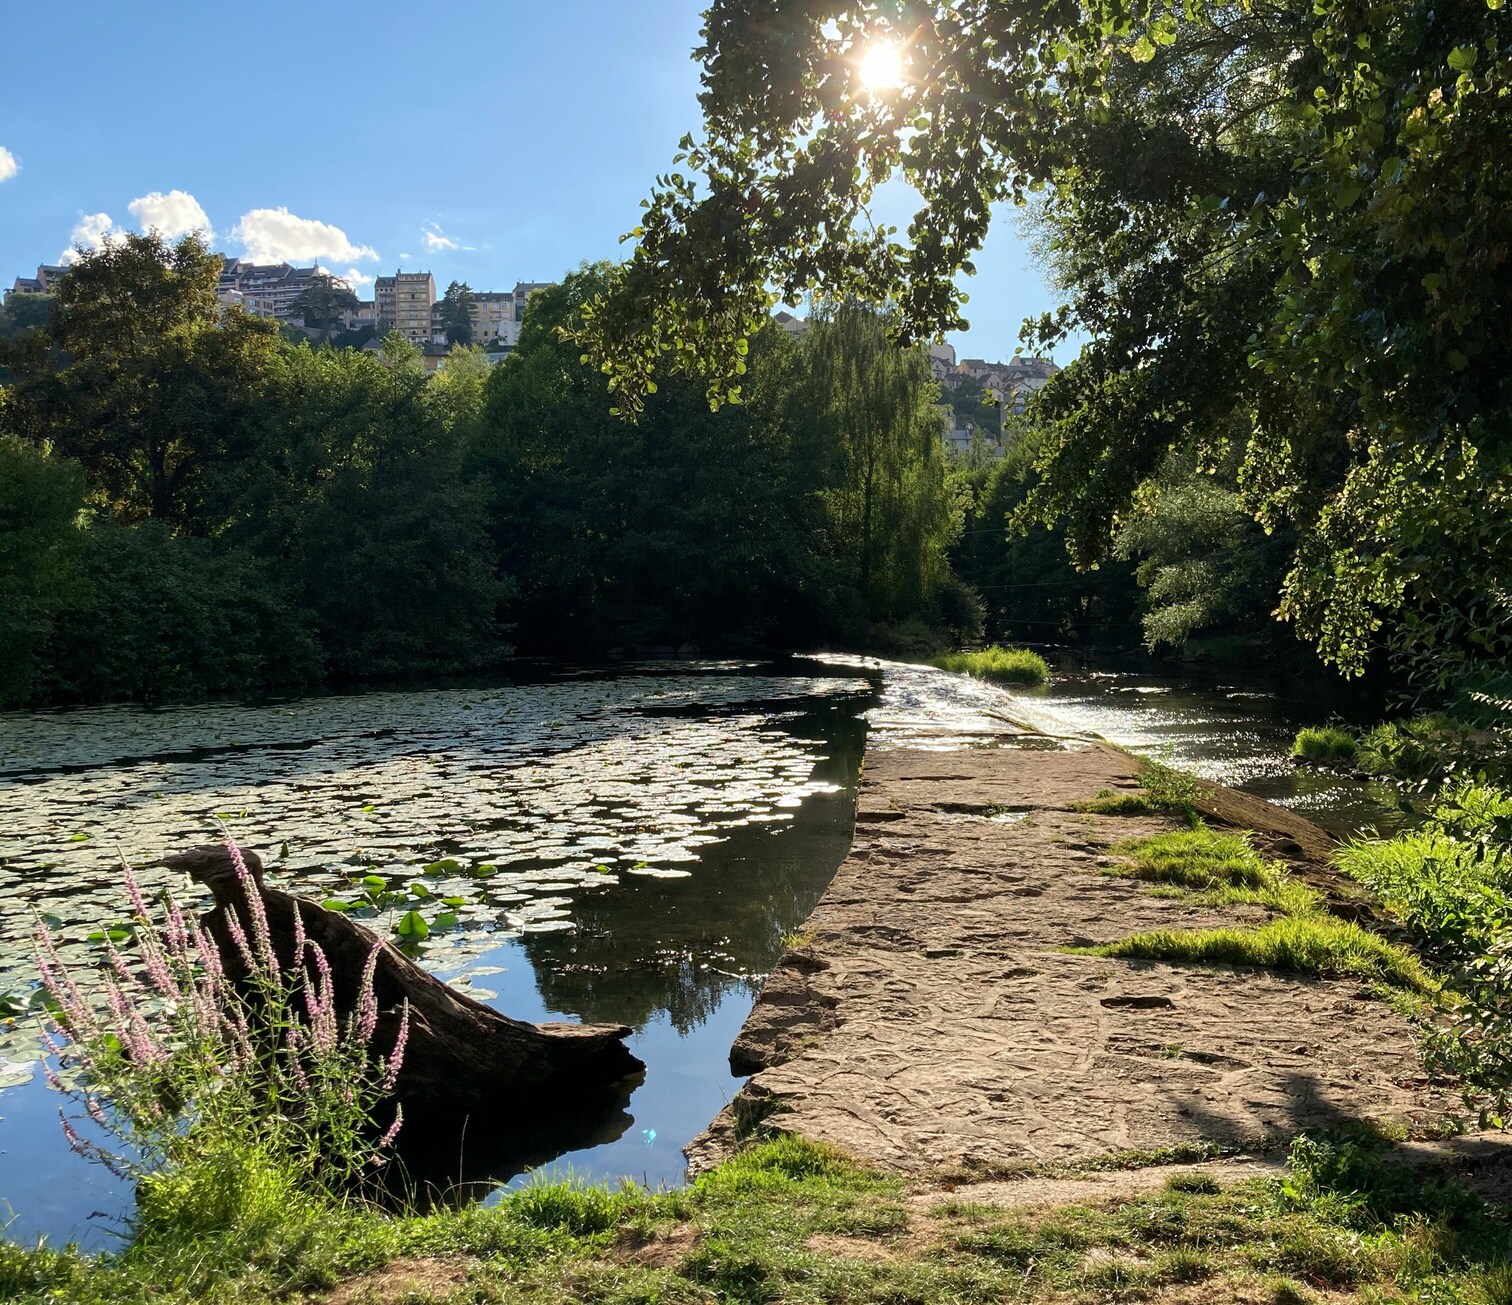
left=421, top=221, right=460, bottom=252
left=127, top=189, right=212, bottom=240
left=59, top=212, right=127, bottom=264
left=0, top=146, right=17, bottom=182
left=229, top=206, right=377, bottom=265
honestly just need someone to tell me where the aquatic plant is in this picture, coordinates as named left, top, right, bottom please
left=929, top=646, right=1050, bottom=687
left=34, top=838, right=408, bottom=1198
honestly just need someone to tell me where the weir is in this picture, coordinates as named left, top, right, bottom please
left=691, top=733, right=1446, bottom=1177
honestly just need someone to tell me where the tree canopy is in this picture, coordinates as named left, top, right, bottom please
left=582, top=0, right=1511, bottom=688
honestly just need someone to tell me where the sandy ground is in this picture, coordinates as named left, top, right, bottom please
left=688, top=743, right=1451, bottom=1178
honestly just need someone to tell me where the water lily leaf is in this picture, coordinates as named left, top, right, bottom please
left=422, top=859, right=463, bottom=875
left=394, top=910, right=430, bottom=940
left=433, top=912, right=459, bottom=930
left=408, top=882, right=431, bottom=899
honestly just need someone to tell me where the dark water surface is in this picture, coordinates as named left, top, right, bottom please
left=0, top=656, right=1388, bottom=1248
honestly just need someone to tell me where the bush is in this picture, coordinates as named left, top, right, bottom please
left=1291, top=726, right=1358, bottom=764
left=1339, top=784, right=1512, bottom=1121
left=929, top=645, right=1050, bottom=686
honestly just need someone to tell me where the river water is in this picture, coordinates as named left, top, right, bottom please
left=0, top=656, right=1393, bottom=1247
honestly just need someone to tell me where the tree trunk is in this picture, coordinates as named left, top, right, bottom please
left=165, top=846, right=645, bottom=1141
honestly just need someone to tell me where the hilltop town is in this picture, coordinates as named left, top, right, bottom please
left=7, top=260, right=1055, bottom=456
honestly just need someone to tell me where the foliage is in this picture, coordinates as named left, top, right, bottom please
left=0, top=434, right=85, bottom=704
left=2, top=231, right=283, bottom=525
left=36, top=842, right=408, bottom=1201
left=804, top=303, right=960, bottom=621
left=948, top=426, right=1142, bottom=647
left=471, top=266, right=961, bottom=652
left=1356, top=714, right=1509, bottom=787
left=1338, top=784, right=1512, bottom=1120
left=1082, top=915, right=1434, bottom=992
left=1113, top=460, right=1294, bottom=653
left=580, top=0, right=1512, bottom=695
left=286, top=273, right=360, bottom=341
left=438, top=280, right=476, bottom=347
left=1292, top=726, right=1358, bottom=764
left=928, top=645, right=1048, bottom=687
left=1137, top=759, right=1200, bottom=820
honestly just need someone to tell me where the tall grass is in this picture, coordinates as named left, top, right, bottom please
left=1106, top=827, right=1321, bottom=915
left=929, top=646, right=1050, bottom=687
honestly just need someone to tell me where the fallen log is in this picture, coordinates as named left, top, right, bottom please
left=159, top=845, right=644, bottom=1142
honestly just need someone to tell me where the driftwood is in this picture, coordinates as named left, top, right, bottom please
left=159, top=846, right=644, bottom=1148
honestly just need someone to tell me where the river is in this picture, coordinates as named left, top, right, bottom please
left=0, top=655, right=1393, bottom=1247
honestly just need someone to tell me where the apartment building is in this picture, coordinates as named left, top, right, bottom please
left=5, top=264, right=69, bottom=301
left=217, top=260, right=329, bottom=322
left=375, top=271, right=436, bottom=345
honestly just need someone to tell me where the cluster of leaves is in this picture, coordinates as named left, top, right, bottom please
left=1339, top=783, right=1512, bottom=1120
left=581, top=0, right=1511, bottom=694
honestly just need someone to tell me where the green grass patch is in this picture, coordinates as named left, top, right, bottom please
left=1075, top=914, right=1435, bottom=992
left=1105, top=826, right=1323, bottom=916
left=928, top=645, right=1049, bottom=686
left=9, top=1130, right=1512, bottom=1304
left=1291, top=725, right=1358, bottom=763
left=1074, top=786, right=1157, bottom=815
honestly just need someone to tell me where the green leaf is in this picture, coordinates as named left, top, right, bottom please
left=1448, top=44, right=1479, bottom=71
left=422, top=858, right=463, bottom=875
left=409, top=882, right=432, bottom=899
left=1130, top=34, right=1157, bottom=63
left=362, top=874, right=387, bottom=890
left=394, top=910, right=430, bottom=941
left=433, top=912, right=459, bottom=930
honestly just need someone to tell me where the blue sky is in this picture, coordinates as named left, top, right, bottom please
left=0, top=1, right=1063, bottom=363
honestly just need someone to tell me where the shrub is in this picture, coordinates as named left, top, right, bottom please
left=1291, top=726, right=1358, bottom=764
left=929, top=645, right=1050, bottom=687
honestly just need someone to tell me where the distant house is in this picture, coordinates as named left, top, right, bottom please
left=773, top=310, right=809, bottom=335
left=5, top=264, right=69, bottom=301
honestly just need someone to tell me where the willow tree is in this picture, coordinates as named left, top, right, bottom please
left=804, top=304, right=956, bottom=621
left=579, top=0, right=1511, bottom=689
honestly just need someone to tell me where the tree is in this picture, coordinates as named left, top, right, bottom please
left=803, top=303, right=959, bottom=621
left=287, top=273, right=360, bottom=342
left=581, top=0, right=1511, bottom=687
left=438, top=281, right=476, bottom=347
left=1, top=232, right=282, bottom=525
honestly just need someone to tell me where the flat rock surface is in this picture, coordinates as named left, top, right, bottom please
left=691, top=742, right=1449, bottom=1176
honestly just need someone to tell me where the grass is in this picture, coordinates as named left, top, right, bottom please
left=1291, top=725, right=1358, bottom=764
left=1078, top=914, right=1435, bottom=992
left=1073, top=759, right=1200, bottom=821
left=929, top=645, right=1050, bottom=687
left=1103, top=826, right=1323, bottom=916
left=8, top=1131, right=1512, bottom=1304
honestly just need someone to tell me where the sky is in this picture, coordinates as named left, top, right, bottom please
left=0, top=1, right=1063, bottom=364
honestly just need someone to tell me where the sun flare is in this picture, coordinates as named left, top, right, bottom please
left=857, top=39, right=905, bottom=93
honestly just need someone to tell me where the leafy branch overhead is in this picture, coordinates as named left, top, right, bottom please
left=583, top=0, right=1511, bottom=685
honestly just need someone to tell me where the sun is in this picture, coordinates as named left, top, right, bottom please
left=857, top=39, right=905, bottom=93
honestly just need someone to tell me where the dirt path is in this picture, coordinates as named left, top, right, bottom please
left=689, top=741, right=1448, bottom=1178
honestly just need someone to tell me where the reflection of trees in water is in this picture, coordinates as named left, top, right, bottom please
left=521, top=707, right=867, bottom=1032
